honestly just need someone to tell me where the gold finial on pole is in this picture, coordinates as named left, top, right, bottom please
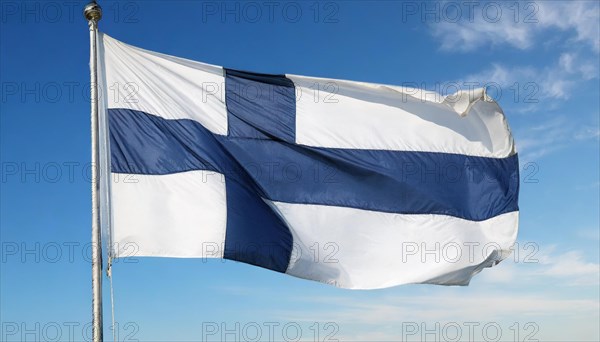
left=84, top=1, right=102, bottom=23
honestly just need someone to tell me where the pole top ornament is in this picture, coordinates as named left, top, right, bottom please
left=84, top=1, right=102, bottom=22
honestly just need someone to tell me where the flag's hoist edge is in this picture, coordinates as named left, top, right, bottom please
left=97, top=33, right=519, bottom=289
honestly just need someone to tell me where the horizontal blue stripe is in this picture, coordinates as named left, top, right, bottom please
left=109, top=108, right=519, bottom=222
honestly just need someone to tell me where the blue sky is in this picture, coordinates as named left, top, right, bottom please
left=1, top=1, right=599, bottom=341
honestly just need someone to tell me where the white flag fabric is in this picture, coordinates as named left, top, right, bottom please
left=97, top=33, right=519, bottom=289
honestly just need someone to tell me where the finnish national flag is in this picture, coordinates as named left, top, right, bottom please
left=97, top=33, right=519, bottom=289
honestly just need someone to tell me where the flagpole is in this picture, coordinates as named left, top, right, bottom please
left=84, top=1, right=103, bottom=341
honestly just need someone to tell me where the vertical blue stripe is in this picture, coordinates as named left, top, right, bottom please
left=225, top=69, right=296, bottom=143
left=223, top=175, right=293, bottom=273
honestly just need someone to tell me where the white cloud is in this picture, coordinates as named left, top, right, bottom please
left=513, top=114, right=599, bottom=161
left=278, top=290, right=599, bottom=341
left=430, top=1, right=600, bottom=53
left=515, top=116, right=574, bottom=160
left=460, top=53, right=599, bottom=161
left=465, top=52, right=598, bottom=104
left=431, top=14, right=532, bottom=52
left=478, top=243, right=600, bottom=287
left=432, top=2, right=600, bottom=162
left=537, top=1, right=600, bottom=53
left=268, top=244, right=599, bottom=340
left=280, top=292, right=599, bottom=325
left=577, top=228, right=600, bottom=240
left=575, top=127, right=600, bottom=141
left=541, top=251, right=600, bottom=286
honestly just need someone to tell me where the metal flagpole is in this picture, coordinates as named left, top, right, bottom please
left=84, top=1, right=103, bottom=341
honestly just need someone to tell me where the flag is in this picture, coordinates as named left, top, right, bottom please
left=97, top=33, right=519, bottom=289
